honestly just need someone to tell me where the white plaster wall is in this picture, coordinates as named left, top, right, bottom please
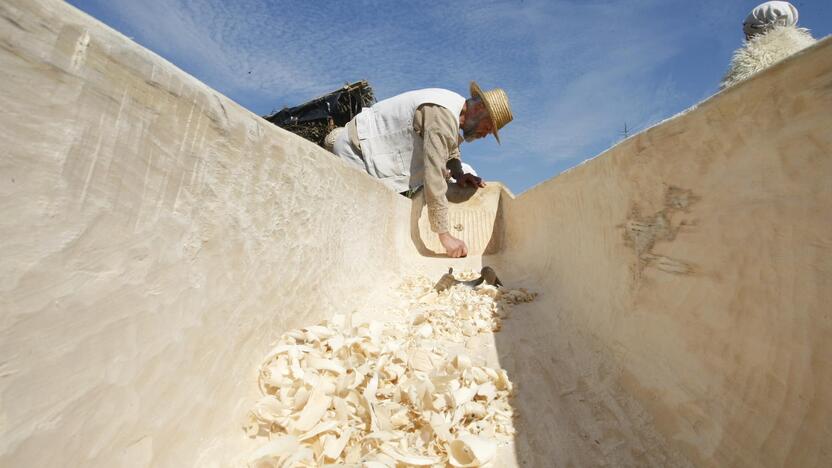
left=0, top=0, right=422, bottom=465
left=411, top=183, right=507, bottom=256
left=490, top=37, right=832, bottom=467
left=2, top=0, right=831, bottom=467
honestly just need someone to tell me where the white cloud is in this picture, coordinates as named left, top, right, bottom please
left=73, top=0, right=743, bottom=192
left=460, top=0, right=693, bottom=163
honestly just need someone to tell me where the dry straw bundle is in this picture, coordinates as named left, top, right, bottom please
left=264, top=81, right=375, bottom=147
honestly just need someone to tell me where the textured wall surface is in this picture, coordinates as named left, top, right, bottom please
left=412, top=183, right=507, bottom=256
left=2, top=0, right=831, bottom=467
left=491, top=37, right=832, bottom=467
left=0, top=0, right=423, bottom=465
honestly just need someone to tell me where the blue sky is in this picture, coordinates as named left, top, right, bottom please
left=67, top=0, right=831, bottom=194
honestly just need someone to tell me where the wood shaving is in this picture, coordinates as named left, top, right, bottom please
left=244, top=273, right=536, bottom=467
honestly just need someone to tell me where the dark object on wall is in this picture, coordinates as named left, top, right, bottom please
left=263, top=80, right=375, bottom=147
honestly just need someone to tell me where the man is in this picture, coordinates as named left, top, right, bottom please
left=328, top=82, right=512, bottom=258
left=721, top=1, right=816, bottom=89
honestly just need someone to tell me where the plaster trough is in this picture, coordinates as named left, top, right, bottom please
left=1, top=1, right=830, bottom=466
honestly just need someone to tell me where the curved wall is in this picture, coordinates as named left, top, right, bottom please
left=492, top=37, right=832, bottom=467
left=0, top=0, right=422, bottom=465
left=1, top=0, right=831, bottom=466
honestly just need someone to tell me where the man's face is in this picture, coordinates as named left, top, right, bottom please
left=461, top=101, right=495, bottom=142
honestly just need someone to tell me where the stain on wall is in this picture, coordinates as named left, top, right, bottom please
left=622, top=186, right=699, bottom=279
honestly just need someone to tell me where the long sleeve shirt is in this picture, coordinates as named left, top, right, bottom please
left=347, top=103, right=462, bottom=233
left=413, top=104, right=461, bottom=234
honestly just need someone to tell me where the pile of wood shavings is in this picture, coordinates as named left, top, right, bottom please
left=244, top=273, right=537, bottom=467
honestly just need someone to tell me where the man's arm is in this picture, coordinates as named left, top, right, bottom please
left=446, top=145, right=485, bottom=188
left=415, top=104, right=467, bottom=257
left=446, top=157, right=465, bottom=181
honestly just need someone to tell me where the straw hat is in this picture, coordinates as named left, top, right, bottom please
left=470, top=81, right=513, bottom=143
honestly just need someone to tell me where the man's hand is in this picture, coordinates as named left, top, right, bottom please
left=438, top=232, right=468, bottom=258
left=456, top=173, right=486, bottom=188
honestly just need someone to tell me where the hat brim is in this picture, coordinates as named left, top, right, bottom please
left=470, top=81, right=501, bottom=144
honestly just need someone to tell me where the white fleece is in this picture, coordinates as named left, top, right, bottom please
left=721, top=26, right=816, bottom=89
